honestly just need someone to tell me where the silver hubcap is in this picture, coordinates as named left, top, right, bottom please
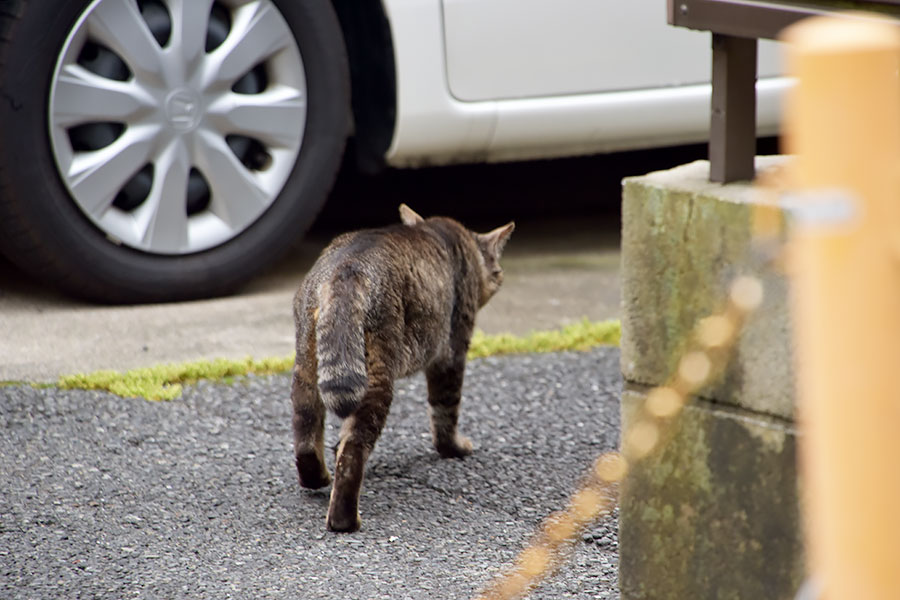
left=48, top=0, right=307, bottom=255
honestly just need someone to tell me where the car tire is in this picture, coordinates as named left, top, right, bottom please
left=0, top=0, right=350, bottom=303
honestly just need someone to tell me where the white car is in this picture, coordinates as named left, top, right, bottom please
left=0, top=0, right=785, bottom=302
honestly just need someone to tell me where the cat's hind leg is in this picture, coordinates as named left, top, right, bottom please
left=292, top=355, right=331, bottom=490
left=425, top=359, right=473, bottom=458
left=327, top=356, right=393, bottom=532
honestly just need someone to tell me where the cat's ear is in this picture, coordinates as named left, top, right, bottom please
left=478, top=222, right=515, bottom=257
left=399, top=204, right=425, bottom=226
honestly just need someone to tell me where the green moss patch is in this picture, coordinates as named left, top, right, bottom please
left=54, top=319, right=620, bottom=401
left=58, top=356, right=294, bottom=401
left=468, top=318, right=620, bottom=359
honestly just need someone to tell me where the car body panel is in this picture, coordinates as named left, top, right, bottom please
left=487, top=78, right=786, bottom=162
left=381, top=0, right=497, bottom=165
left=382, top=0, right=786, bottom=166
left=441, top=0, right=783, bottom=102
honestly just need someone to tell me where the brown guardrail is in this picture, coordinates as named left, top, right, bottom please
left=667, top=0, right=900, bottom=183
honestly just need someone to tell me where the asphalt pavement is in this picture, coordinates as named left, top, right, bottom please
left=1, top=347, right=622, bottom=600
left=0, top=152, right=659, bottom=598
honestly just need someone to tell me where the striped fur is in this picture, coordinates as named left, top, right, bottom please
left=315, top=266, right=368, bottom=418
left=290, top=205, right=514, bottom=532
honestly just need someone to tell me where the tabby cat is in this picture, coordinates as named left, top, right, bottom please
left=290, top=204, right=514, bottom=532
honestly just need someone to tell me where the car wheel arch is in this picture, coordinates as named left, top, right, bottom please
left=331, top=0, right=397, bottom=173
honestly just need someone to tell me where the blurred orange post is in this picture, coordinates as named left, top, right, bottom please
left=782, top=14, right=900, bottom=600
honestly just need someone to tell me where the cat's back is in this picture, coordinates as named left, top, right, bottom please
left=299, top=222, right=458, bottom=308
left=314, top=223, right=451, bottom=278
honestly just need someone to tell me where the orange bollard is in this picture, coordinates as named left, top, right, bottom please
left=782, top=15, right=900, bottom=600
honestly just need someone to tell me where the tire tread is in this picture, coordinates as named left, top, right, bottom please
left=0, top=1, right=77, bottom=294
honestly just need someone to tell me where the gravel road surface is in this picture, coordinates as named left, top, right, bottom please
left=2, top=348, right=622, bottom=600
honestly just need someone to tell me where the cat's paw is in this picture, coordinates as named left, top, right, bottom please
left=296, top=452, right=332, bottom=489
left=326, top=509, right=362, bottom=533
left=436, top=435, right=473, bottom=459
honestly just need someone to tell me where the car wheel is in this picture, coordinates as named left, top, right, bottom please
left=0, top=0, right=349, bottom=302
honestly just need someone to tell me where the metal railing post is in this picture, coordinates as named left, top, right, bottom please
left=709, top=33, right=757, bottom=183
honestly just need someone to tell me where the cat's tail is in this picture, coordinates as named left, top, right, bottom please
left=315, top=266, right=368, bottom=418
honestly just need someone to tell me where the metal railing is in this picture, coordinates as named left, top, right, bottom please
left=668, top=0, right=900, bottom=183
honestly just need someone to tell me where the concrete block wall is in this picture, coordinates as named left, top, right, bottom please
left=619, top=158, right=805, bottom=599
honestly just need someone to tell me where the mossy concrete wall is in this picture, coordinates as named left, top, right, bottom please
left=619, top=158, right=805, bottom=599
